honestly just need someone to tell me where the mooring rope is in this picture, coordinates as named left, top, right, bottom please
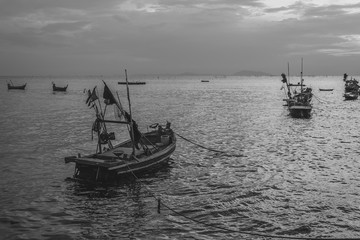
left=312, top=94, right=335, bottom=104
left=125, top=165, right=359, bottom=240
left=174, top=132, right=245, bottom=157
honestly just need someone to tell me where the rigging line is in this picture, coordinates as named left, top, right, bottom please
left=312, top=94, right=334, bottom=104
left=174, top=132, right=244, bottom=157
left=125, top=165, right=358, bottom=240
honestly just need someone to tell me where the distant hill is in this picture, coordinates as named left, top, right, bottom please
left=232, top=70, right=273, bottom=76
left=177, top=72, right=205, bottom=76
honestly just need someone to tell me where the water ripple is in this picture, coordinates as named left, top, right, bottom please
left=1, top=76, right=360, bottom=239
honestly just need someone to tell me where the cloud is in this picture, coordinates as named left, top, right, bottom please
left=1, top=0, right=360, bottom=75
left=317, top=34, right=360, bottom=56
left=40, top=21, right=92, bottom=36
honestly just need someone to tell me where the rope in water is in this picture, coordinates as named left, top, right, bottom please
left=126, top=165, right=358, bottom=240
left=312, top=94, right=334, bottom=104
left=174, top=132, right=245, bottom=157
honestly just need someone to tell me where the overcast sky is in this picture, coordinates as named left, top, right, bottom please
left=1, top=0, right=360, bottom=76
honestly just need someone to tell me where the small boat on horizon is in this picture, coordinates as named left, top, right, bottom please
left=201, top=80, right=210, bottom=82
left=118, top=81, right=146, bottom=85
left=65, top=73, right=176, bottom=182
left=52, top=82, right=68, bottom=92
left=7, top=81, right=26, bottom=90
left=319, top=88, right=334, bottom=91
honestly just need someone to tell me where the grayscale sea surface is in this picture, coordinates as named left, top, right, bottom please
left=0, top=75, right=359, bottom=239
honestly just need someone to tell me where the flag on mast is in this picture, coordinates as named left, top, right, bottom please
left=102, top=81, right=117, bottom=105
left=102, top=80, right=125, bottom=120
left=86, top=86, right=98, bottom=106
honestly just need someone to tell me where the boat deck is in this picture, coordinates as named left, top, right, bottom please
left=65, top=143, right=163, bottom=169
left=289, top=105, right=312, bottom=110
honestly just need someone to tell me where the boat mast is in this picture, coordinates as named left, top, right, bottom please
left=300, top=58, right=304, bottom=92
left=125, top=69, right=136, bottom=157
left=286, top=62, right=291, bottom=97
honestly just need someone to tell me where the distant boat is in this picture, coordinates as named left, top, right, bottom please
left=319, top=88, right=334, bottom=91
left=201, top=80, right=209, bottom=82
left=281, top=59, right=312, bottom=118
left=118, top=81, right=146, bottom=85
left=52, top=82, right=68, bottom=92
left=65, top=75, right=176, bottom=182
left=7, top=82, right=26, bottom=90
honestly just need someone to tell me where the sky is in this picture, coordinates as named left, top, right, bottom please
left=0, top=0, right=360, bottom=76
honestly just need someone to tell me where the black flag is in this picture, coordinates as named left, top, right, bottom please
left=86, top=87, right=98, bottom=106
left=102, top=81, right=117, bottom=105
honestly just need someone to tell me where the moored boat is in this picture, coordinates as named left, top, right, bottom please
left=118, top=81, right=146, bottom=85
left=281, top=59, right=313, bottom=118
left=343, top=73, right=359, bottom=100
left=52, top=82, right=68, bottom=91
left=319, top=88, right=333, bottom=91
left=7, top=83, right=26, bottom=90
left=65, top=72, right=176, bottom=182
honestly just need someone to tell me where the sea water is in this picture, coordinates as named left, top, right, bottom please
left=0, top=75, right=359, bottom=239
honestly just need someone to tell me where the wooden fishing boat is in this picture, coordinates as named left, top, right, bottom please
left=319, top=88, right=333, bottom=91
left=118, top=81, right=146, bottom=85
left=65, top=73, right=176, bottom=182
left=281, top=59, right=313, bottom=118
left=7, top=83, right=26, bottom=90
left=52, top=82, right=68, bottom=91
left=343, top=74, right=359, bottom=100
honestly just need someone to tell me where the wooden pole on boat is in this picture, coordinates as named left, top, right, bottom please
left=125, top=69, right=136, bottom=157
left=301, top=58, right=304, bottom=92
left=286, top=62, right=291, bottom=96
left=287, top=62, right=290, bottom=85
left=95, top=86, right=105, bottom=154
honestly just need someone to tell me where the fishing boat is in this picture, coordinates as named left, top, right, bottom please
left=65, top=72, right=176, bottom=182
left=52, top=82, right=68, bottom=92
left=281, top=59, right=313, bottom=118
left=343, top=74, right=359, bottom=100
left=7, top=82, right=26, bottom=90
left=201, top=80, right=210, bottom=82
left=319, top=88, right=333, bottom=91
left=118, top=81, right=146, bottom=85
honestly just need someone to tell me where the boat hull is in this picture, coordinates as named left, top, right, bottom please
left=65, top=131, right=176, bottom=182
left=344, top=92, right=358, bottom=100
left=118, top=82, right=146, bottom=85
left=8, top=83, right=26, bottom=90
left=288, top=105, right=312, bottom=118
left=53, top=84, right=68, bottom=91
